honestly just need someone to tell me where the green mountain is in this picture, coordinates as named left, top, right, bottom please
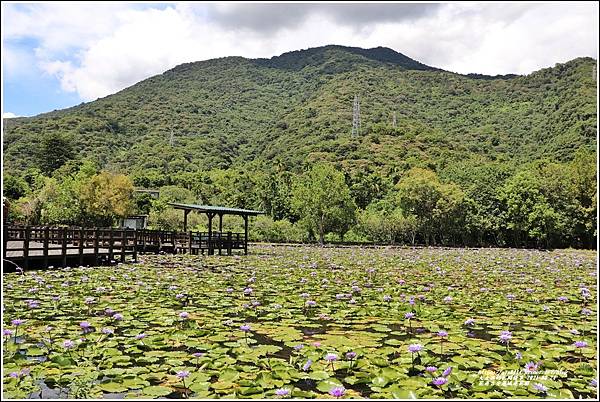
left=3, top=45, right=597, bottom=181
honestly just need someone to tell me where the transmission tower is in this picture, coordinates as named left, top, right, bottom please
left=352, top=95, right=361, bottom=137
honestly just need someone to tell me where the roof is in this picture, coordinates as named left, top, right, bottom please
left=168, top=202, right=265, bottom=216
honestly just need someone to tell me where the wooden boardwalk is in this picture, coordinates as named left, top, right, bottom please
left=3, top=226, right=248, bottom=271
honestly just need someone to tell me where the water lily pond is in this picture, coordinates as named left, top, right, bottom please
left=3, top=245, right=597, bottom=399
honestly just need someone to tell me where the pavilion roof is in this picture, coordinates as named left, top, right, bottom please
left=168, top=203, right=265, bottom=216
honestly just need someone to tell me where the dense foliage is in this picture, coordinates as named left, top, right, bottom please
left=2, top=45, right=597, bottom=248
left=2, top=246, right=597, bottom=399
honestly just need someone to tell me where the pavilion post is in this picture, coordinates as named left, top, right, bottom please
left=207, top=212, right=214, bottom=255
left=183, top=209, right=190, bottom=232
left=243, top=215, right=248, bottom=255
left=218, top=213, right=223, bottom=255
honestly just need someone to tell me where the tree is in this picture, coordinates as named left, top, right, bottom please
left=396, top=168, right=464, bottom=245
left=35, top=132, right=76, bottom=175
left=499, top=170, right=562, bottom=248
left=292, top=164, right=356, bottom=244
left=3, top=174, right=29, bottom=200
left=79, top=172, right=134, bottom=226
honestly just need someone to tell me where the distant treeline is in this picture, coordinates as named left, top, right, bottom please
left=4, top=142, right=596, bottom=249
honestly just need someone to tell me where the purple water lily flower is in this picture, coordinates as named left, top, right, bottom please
left=11, top=319, right=26, bottom=326
left=443, top=296, right=453, bottom=303
left=175, top=293, right=185, bottom=299
left=3, top=329, right=14, bottom=336
left=135, top=333, right=146, bottom=340
left=325, top=353, right=338, bottom=362
left=573, top=340, right=588, bottom=348
left=426, top=366, right=438, bottom=373
left=275, top=388, right=290, bottom=397
left=113, top=313, right=123, bottom=321
left=408, top=344, right=423, bottom=353
left=244, top=287, right=253, bottom=295
left=524, top=362, right=538, bottom=372
left=432, top=377, right=448, bottom=386
left=306, top=300, right=317, bottom=307
left=294, top=344, right=304, bottom=351
left=300, top=293, right=310, bottom=298
left=533, top=383, right=547, bottom=393
left=329, top=386, right=345, bottom=398
left=302, top=359, right=312, bottom=371
left=438, top=330, right=448, bottom=338
left=101, top=328, right=114, bottom=335
left=63, top=340, right=75, bottom=349
left=179, top=312, right=189, bottom=319
left=240, top=324, right=251, bottom=332
left=442, top=367, right=453, bottom=377
left=405, top=312, right=415, bottom=319
left=27, top=301, right=40, bottom=309
left=464, top=318, right=475, bottom=326
left=176, top=370, right=190, bottom=379
left=346, top=351, right=357, bottom=360
left=499, top=330, right=512, bottom=343
left=558, top=296, right=568, bottom=302
left=192, top=352, right=204, bottom=358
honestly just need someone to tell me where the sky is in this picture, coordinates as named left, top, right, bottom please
left=2, top=1, right=598, bottom=118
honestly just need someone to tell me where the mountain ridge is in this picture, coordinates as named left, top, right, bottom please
left=3, top=45, right=597, bottom=182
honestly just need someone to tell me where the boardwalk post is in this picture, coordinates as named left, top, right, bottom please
left=43, top=227, right=49, bottom=268
left=3, top=225, right=9, bottom=262
left=61, top=227, right=68, bottom=267
left=79, top=227, right=84, bottom=266
left=121, top=229, right=126, bottom=263
left=109, top=228, right=114, bottom=262
left=94, top=228, right=99, bottom=265
left=133, top=229, right=138, bottom=262
left=23, top=227, right=31, bottom=269
left=188, top=231, right=192, bottom=254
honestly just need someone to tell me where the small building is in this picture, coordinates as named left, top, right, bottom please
left=120, top=215, right=148, bottom=230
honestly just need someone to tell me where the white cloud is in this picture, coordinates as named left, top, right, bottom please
left=3, top=3, right=598, bottom=102
left=3, top=112, right=21, bottom=118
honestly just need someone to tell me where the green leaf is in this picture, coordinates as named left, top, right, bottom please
left=141, top=386, right=173, bottom=397
left=316, top=378, right=343, bottom=393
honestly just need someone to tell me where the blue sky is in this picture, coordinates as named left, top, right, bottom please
left=2, top=2, right=598, bottom=118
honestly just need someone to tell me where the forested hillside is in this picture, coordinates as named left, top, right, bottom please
left=3, top=45, right=597, bottom=248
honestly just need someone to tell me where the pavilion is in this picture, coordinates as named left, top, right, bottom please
left=169, top=203, right=264, bottom=255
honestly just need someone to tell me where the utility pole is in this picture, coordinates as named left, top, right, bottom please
left=352, top=95, right=361, bottom=137
left=392, top=111, right=397, bottom=128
